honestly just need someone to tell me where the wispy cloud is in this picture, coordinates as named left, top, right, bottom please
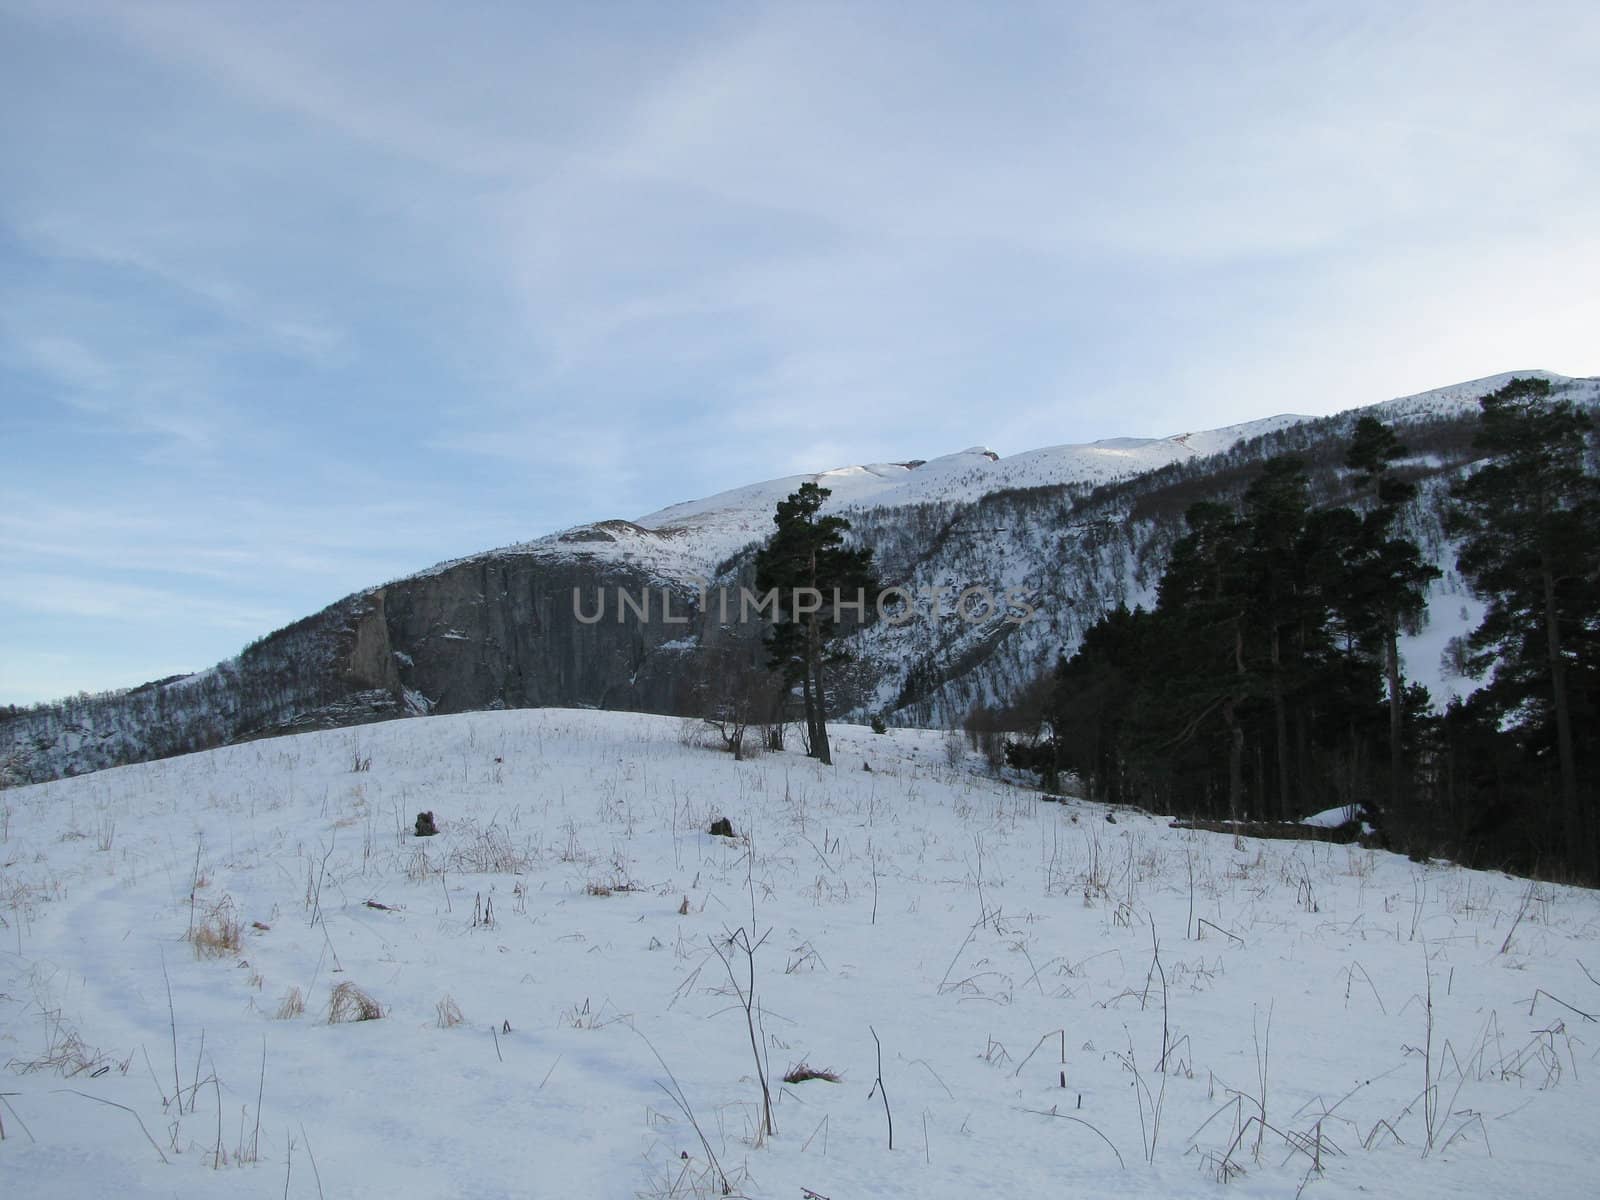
left=0, top=0, right=1596, bottom=701
left=2, top=570, right=285, bottom=629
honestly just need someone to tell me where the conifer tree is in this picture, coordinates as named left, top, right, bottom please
left=1449, top=378, right=1600, bottom=875
left=754, top=483, right=877, bottom=766
left=1243, top=457, right=1316, bottom=820
left=1344, top=416, right=1440, bottom=819
left=1151, top=499, right=1253, bottom=820
left=1024, top=457, right=1392, bottom=826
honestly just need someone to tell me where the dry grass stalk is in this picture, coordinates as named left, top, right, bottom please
left=189, top=903, right=243, bottom=959
left=328, top=981, right=383, bottom=1023
left=404, top=846, right=433, bottom=883
left=445, top=821, right=531, bottom=874
left=274, top=987, right=305, bottom=1020
left=435, top=995, right=465, bottom=1028
left=7, top=1022, right=121, bottom=1078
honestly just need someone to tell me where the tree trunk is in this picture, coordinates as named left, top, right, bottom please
left=1541, top=562, right=1584, bottom=873
left=1385, top=619, right=1405, bottom=819
left=809, top=621, right=832, bottom=766
left=799, top=665, right=817, bottom=758
left=1223, top=697, right=1244, bottom=824
left=1229, top=621, right=1246, bottom=822
left=766, top=686, right=786, bottom=750
left=1271, top=625, right=1290, bottom=821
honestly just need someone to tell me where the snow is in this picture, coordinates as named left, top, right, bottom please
left=1301, top=805, right=1358, bottom=829
left=1368, top=371, right=1600, bottom=427
left=1403, top=580, right=1489, bottom=707
left=3, top=709, right=1597, bottom=1198
left=627, top=419, right=1314, bottom=575
left=398, top=372, right=1598, bottom=610
left=409, top=413, right=1330, bottom=591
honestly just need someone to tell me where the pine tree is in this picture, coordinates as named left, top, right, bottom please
left=1343, top=416, right=1441, bottom=823
left=1449, top=377, right=1600, bottom=876
left=754, top=483, right=877, bottom=766
left=1025, top=457, right=1393, bottom=825
left=1242, top=457, right=1316, bottom=821
left=1151, top=498, right=1254, bottom=820
left=1045, top=604, right=1148, bottom=804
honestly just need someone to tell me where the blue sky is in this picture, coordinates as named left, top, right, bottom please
left=2, top=0, right=1597, bottom=705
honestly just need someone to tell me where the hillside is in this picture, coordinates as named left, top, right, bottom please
left=2, top=708, right=1596, bottom=1197
left=3, top=370, right=1597, bottom=787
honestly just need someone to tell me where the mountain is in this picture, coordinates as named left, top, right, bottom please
left=4, top=370, right=1597, bottom=786
left=510, top=413, right=1313, bottom=586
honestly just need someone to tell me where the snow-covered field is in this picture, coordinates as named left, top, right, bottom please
left=2, top=710, right=1596, bottom=1198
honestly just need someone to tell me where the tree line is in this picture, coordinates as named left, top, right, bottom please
left=1005, top=378, right=1600, bottom=882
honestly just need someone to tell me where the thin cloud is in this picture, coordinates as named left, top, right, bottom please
left=0, top=0, right=1595, bottom=701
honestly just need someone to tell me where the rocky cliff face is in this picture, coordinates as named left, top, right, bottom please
left=379, top=555, right=702, bottom=715
left=0, top=551, right=706, bottom=785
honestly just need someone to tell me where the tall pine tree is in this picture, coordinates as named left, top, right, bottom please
left=1449, top=377, right=1600, bottom=877
left=754, top=483, right=877, bottom=766
left=1344, top=416, right=1441, bottom=821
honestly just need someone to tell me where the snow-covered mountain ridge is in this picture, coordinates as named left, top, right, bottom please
left=469, top=413, right=1313, bottom=586
left=444, top=369, right=1593, bottom=588
left=3, top=369, right=1595, bottom=785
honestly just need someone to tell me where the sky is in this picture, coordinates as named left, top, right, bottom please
left=2, top=0, right=1597, bottom=705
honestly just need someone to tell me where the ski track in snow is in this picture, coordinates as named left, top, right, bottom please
left=3, top=709, right=1598, bottom=1197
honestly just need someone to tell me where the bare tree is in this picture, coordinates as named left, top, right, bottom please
left=696, top=641, right=771, bottom=762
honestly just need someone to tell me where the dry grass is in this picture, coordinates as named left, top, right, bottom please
left=586, top=879, right=640, bottom=897
left=676, top=716, right=716, bottom=750
left=7, top=1019, right=125, bottom=1078
left=328, top=981, right=383, bottom=1023
left=782, top=1063, right=842, bottom=1084
left=274, top=987, right=305, bottom=1020
left=446, top=820, right=532, bottom=875
left=404, top=845, right=433, bottom=882
left=435, top=995, right=465, bottom=1028
left=189, top=902, right=243, bottom=959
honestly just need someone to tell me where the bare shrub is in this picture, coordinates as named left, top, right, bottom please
left=943, top=730, right=965, bottom=769
left=677, top=717, right=715, bottom=750
left=691, top=641, right=773, bottom=761
left=328, top=981, right=383, bottom=1023
left=963, top=702, right=1011, bottom=772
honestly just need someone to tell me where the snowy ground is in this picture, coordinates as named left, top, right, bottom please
left=2, top=710, right=1597, bottom=1199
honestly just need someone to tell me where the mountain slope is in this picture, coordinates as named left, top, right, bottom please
left=3, top=370, right=1596, bottom=786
